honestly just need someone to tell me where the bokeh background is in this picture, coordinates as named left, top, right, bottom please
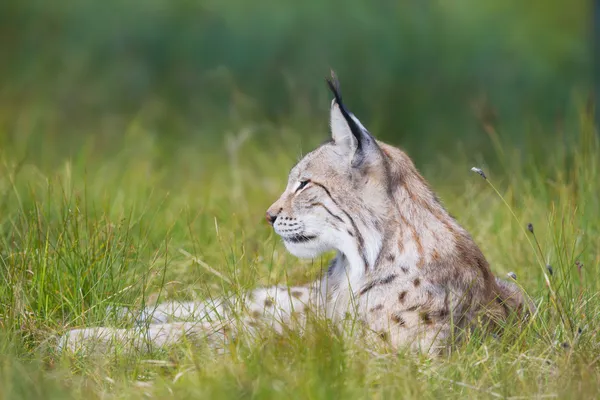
left=0, top=0, right=591, bottom=164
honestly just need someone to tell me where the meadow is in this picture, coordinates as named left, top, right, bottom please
left=0, top=97, right=598, bottom=399
left=1, top=0, right=598, bottom=398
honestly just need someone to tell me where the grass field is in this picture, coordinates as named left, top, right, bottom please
left=0, top=92, right=598, bottom=399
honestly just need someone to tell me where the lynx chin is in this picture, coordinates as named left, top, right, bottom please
left=59, top=72, right=531, bottom=355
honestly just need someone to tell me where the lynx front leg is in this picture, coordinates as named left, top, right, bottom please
left=238, top=282, right=322, bottom=334
left=133, top=283, right=321, bottom=330
left=133, top=297, right=231, bottom=324
left=57, top=297, right=235, bottom=354
left=57, top=321, right=232, bottom=354
left=57, top=281, right=323, bottom=354
left=129, top=283, right=320, bottom=324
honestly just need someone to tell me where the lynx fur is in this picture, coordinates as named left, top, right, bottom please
left=58, top=72, right=529, bottom=355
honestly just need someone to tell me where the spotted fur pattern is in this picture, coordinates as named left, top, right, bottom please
left=58, top=72, right=530, bottom=355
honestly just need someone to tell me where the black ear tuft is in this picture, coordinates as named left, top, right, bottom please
left=325, top=69, right=343, bottom=106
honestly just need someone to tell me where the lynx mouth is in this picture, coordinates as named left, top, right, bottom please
left=283, top=234, right=318, bottom=243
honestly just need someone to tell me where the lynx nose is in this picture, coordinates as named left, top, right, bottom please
left=265, top=210, right=278, bottom=225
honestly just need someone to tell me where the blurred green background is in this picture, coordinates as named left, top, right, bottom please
left=0, top=0, right=590, bottom=164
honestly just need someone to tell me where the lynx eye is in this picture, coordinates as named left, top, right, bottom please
left=296, top=180, right=310, bottom=193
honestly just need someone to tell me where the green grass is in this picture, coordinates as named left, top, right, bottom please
left=0, top=102, right=599, bottom=399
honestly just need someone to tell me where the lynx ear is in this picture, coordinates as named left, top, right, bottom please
left=330, top=99, right=357, bottom=151
left=326, top=71, right=377, bottom=167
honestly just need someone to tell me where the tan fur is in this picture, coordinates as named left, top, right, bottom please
left=58, top=74, right=530, bottom=355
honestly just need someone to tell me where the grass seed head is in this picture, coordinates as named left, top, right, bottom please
left=527, top=223, right=534, bottom=234
left=470, top=167, right=487, bottom=180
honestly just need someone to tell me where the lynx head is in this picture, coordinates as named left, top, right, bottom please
left=266, top=72, right=395, bottom=261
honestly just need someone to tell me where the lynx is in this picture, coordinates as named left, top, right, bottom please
left=59, top=72, right=529, bottom=355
